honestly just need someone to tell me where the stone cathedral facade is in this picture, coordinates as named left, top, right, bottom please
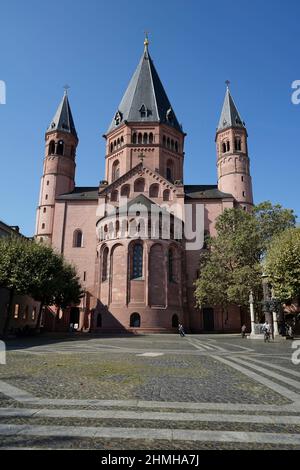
left=35, top=39, right=254, bottom=333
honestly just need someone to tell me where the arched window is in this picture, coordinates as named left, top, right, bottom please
left=138, top=133, right=142, bottom=144
left=56, top=140, right=64, bottom=155
left=121, top=184, right=130, bottom=198
left=168, top=248, right=175, bottom=282
left=163, top=189, right=170, bottom=201
left=132, top=132, right=137, bottom=144
left=111, top=190, right=119, bottom=202
left=112, top=160, right=120, bottom=182
left=149, top=133, right=153, bottom=144
left=222, top=143, right=226, bottom=153
left=166, top=159, right=174, bottom=182
left=131, top=244, right=143, bottom=279
left=143, top=133, right=148, bottom=144
left=235, top=138, right=241, bottom=151
left=149, top=183, right=159, bottom=198
left=73, top=229, right=83, bottom=248
left=97, top=313, right=102, bottom=328
left=121, top=136, right=124, bottom=146
left=226, top=141, right=230, bottom=152
left=171, top=139, right=174, bottom=151
left=134, top=178, right=145, bottom=192
left=42, top=223, right=45, bottom=229
left=130, top=312, right=141, bottom=327
left=175, top=141, right=178, bottom=152
left=167, top=137, right=170, bottom=148
left=48, top=140, right=55, bottom=155
left=163, top=135, right=166, bottom=147
left=117, top=138, right=120, bottom=148
left=172, top=314, right=179, bottom=328
left=102, top=247, right=109, bottom=282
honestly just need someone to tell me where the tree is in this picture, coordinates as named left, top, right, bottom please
left=194, top=208, right=263, bottom=314
left=254, top=201, right=296, bottom=250
left=265, top=228, right=300, bottom=302
left=0, top=237, right=83, bottom=334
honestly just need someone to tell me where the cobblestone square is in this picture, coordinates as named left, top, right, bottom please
left=0, top=333, right=299, bottom=449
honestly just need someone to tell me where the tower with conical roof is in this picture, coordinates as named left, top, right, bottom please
left=215, top=83, right=253, bottom=211
left=35, top=90, right=78, bottom=243
left=104, top=36, right=185, bottom=184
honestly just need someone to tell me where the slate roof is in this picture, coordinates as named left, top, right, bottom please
left=217, top=86, right=245, bottom=132
left=107, top=44, right=182, bottom=134
left=184, top=185, right=233, bottom=200
left=47, top=92, right=77, bottom=138
left=56, top=187, right=98, bottom=201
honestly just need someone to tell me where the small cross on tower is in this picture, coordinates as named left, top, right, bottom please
left=225, top=80, right=230, bottom=89
left=63, top=84, right=70, bottom=95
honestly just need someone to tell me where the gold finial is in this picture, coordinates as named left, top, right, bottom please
left=144, top=31, right=149, bottom=47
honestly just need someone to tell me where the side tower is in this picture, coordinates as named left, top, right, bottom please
left=215, top=83, right=253, bottom=211
left=35, top=90, right=78, bottom=243
left=103, top=37, right=185, bottom=184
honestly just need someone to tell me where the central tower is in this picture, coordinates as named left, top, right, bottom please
left=103, top=37, right=185, bottom=185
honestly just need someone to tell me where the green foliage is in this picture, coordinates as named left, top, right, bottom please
left=195, top=201, right=297, bottom=310
left=195, top=208, right=262, bottom=309
left=265, top=227, right=300, bottom=302
left=0, top=236, right=83, bottom=307
left=254, top=201, right=296, bottom=249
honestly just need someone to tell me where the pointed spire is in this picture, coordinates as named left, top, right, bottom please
left=106, top=39, right=182, bottom=134
left=217, top=82, right=245, bottom=132
left=47, top=90, right=77, bottom=138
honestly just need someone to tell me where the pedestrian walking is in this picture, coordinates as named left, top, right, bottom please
left=178, top=323, right=185, bottom=337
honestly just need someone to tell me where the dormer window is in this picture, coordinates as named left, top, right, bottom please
left=139, top=104, right=147, bottom=118
left=166, top=107, right=174, bottom=123
left=114, top=110, right=123, bottom=125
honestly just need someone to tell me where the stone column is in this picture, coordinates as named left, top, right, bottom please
left=273, top=311, right=279, bottom=337
left=249, top=291, right=255, bottom=336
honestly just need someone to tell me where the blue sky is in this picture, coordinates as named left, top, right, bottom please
left=0, top=0, right=299, bottom=236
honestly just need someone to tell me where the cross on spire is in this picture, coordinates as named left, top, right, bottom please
left=144, top=31, right=149, bottom=48
left=63, top=84, right=70, bottom=95
left=138, top=152, right=146, bottom=164
left=225, top=80, right=230, bottom=89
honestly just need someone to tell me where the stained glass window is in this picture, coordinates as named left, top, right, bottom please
left=132, top=244, right=143, bottom=279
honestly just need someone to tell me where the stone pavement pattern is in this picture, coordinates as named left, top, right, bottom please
left=0, top=334, right=299, bottom=449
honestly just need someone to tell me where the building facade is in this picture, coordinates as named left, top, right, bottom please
left=35, top=39, right=254, bottom=333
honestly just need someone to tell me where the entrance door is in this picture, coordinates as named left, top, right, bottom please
left=69, top=307, right=80, bottom=330
left=203, top=308, right=214, bottom=331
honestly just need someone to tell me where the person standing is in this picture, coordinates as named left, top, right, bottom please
left=178, top=323, right=185, bottom=337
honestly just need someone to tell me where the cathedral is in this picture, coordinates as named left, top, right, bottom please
left=35, top=38, right=254, bottom=333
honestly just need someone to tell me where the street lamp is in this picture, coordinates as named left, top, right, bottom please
left=261, top=272, right=279, bottom=338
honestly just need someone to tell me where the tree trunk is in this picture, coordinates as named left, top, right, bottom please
left=3, top=288, right=15, bottom=336
left=35, top=301, right=44, bottom=332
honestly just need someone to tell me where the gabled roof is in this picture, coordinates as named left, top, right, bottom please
left=184, top=185, right=233, bottom=200
left=217, top=86, right=245, bottom=132
left=47, top=91, right=77, bottom=138
left=107, top=42, right=182, bottom=134
left=98, top=162, right=178, bottom=195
